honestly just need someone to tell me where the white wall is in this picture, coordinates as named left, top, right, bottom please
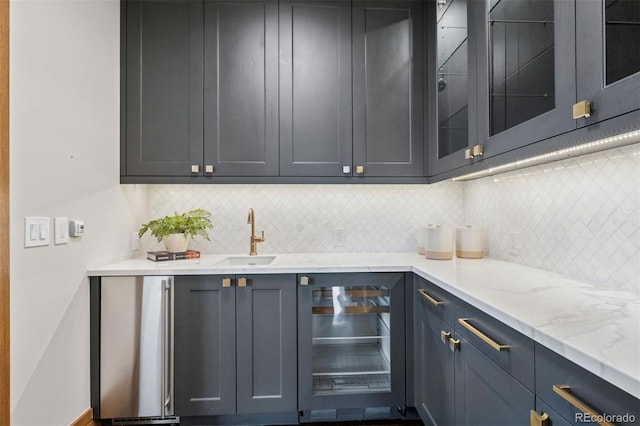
left=10, top=1, right=147, bottom=424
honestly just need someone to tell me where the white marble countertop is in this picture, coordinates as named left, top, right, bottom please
left=88, top=252, right=640, bottom=399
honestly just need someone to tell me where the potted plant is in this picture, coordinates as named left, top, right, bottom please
left=138, top=209, right=214, bottom=252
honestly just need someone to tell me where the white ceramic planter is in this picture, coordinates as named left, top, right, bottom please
left=163, top=233, right=189, bottom=253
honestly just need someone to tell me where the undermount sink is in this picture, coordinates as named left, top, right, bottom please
left=215, top=255, right=276, bottom=266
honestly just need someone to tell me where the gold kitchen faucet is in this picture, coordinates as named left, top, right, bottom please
left=247, top=208, right=265, bottom=256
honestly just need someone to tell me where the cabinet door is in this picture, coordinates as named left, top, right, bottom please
left=124, top=0, right=203, bottom=177
left=279, top=1, right=352, bottom=177
left=428, top=0, right=479, bottom=176
left=236, top=275, right=297, bottom=414
left=203, top=0, right=279, bottom=176
left=353, top=1, right=424, bottom=177
left=476, top=0, right=577, bottom=159
left=454, top=335, right=534, bottom=426
left=415, top=305, right=455, bottom=426
left=174, top=275, right=236, bottom=416
left=576, top=0, right=640, bottom=126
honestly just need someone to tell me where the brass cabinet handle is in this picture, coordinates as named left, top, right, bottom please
left=458, top=318, right=510, bottom=351
left=191, top=164, right=200, bottom=173
left=205, top=165, right=214, bottom=174
left=529, top=410, right=549, bottom=426
left=417, top=289, right=445, bottom=306
left=440, top=330, right=451, bottom=344
left=300, top=276, right=309, bottom=286
left=238, top=277, right=247, bottom=287
left=573, top=100, right=592, bottom=119
left=356, top=165, right=364, bottom=174
left=222, top=277, right=232, bottom=288
left=552, top=385, right=614, bottom=426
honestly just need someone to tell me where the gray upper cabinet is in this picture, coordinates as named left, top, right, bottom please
left=203, top=0, right=279, bottom=177
left=575, top=0, right=640, bottom=127
left=475, top=0, right=577, bottom=161
left=279, top=1, right=353, bottom=177
left=353, top=0, right=424, bottom=177
left=123, top=0, right=204, bottom=177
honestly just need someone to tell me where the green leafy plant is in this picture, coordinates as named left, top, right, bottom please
left=138, top=209, right=214, bottom=242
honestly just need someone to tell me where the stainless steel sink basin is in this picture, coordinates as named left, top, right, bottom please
left=215, top=255, right=276, bottom=266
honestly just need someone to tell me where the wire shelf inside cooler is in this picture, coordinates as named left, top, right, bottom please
left=312, top=374, right=391, bottom=394
left=312, top=343, right=390, bottom=376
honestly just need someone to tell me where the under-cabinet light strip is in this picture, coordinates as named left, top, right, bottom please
left=450, top=129, right=640, bottom=181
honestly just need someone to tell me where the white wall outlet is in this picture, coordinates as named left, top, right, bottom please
left=333, top=228, right=346, bottom=247
left=54, top=217, right=69, bottom=245
left=132, top=232, right=140, bottom=251
left=24, top=217, right=50, bottom=248
left=508, top=232, right=519, bottom=256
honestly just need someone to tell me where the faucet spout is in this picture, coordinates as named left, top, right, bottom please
left=247, top=208, right=265, bottom=256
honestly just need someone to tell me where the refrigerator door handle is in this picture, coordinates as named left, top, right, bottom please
left=161, top=278, right=174, bottom=417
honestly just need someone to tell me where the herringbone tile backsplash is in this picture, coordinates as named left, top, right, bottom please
left=146, top=143, right=640, bottom=291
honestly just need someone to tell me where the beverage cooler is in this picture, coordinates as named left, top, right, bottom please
left=297, top=273, right=406, bottom=422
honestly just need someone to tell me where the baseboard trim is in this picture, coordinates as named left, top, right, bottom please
left=70, top=408, right=98, bottom=426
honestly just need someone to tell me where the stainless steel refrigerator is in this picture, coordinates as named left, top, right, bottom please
left=96, top=276, right=177, bottom=425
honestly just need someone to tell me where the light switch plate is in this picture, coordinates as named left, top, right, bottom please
left=54, top=217, right=69, bottom=245
left=25, top=217, right=50, bottom=248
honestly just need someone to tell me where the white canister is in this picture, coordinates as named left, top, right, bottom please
left=425, top=225, right=453, bottom=260
left=456, top=225, right=484, bottom=259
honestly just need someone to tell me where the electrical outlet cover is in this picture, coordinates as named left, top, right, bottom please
left=54, top=217, right=69, bottom=245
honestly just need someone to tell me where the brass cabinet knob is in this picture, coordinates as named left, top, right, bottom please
left=342, top=165, right=351, bottom=174
left=238, top=277, right=247, bottom=287
left=573, top=100, right=592, bottom=119
left=529, top=411, right=549, bottom=426
left=440, top=330, right=452, bottom=344
left=448, top=338, right=460, bottom=352
left=356, top=165, right=364, bottom=174
left=205, top=165, right=214, bottom=174
left=222, top=277, right=232, bottom=288
left=300, top=276, right=309, bottom=286
left=191, top=164, right=200, bottom=173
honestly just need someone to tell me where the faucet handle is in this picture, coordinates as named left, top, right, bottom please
left=257, top=230, right=265, bottom=242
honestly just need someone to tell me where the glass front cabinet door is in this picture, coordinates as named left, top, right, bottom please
left=428, top=0, right=481, bottom=176
left=475, top=0, right=577, bottom=160
left=297, top=273, right=405, bottom=421
left=576, top=0, right=640, bottom=127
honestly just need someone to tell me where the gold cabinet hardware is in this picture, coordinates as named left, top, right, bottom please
left=300, top=276, right=309, bottom=286
left=205, top=165, right=214, bottom=174
left=356, top=165, right=364, bottom=174
left=529, top=410, right=549, bottom=426
left=191, top=164, right=200, bottom=173
left=417, top=289, right=445, bottom=306
left=238, top=277, right=247, bottom=287
left=222, top=277, right=232, bottom=288
left=465, top=145, right=484, bottom=159
left=552, top=385, right=614, bottom=426
left=342, top=165, right=351, bottom=174
left=448, top=338, right=460, bottom=352
left=440, top=330, right=452, bottom=344
left=573, top=100, right=592, bottom=119
left=458, top=318, right=510, bottom=351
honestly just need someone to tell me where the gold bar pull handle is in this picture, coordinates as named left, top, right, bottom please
left=222, top=278, right=232, bottom=288
left=238, top=277, right=247, bottom=287
left=417, top=289, right=445, bottom=306
left=573, top=100, right=592, bottom=119
left=552, top=385, right=614, bottom=426
left=529, top=411, right=549, bottom=426
left=458, top=318, right=510, bottom=351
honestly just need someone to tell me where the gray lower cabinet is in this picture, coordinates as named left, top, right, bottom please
left=123, top=0, right=204, bottom=177
left=174, top=274, right=297, bottom=417
left=353, top=0, right=424, bottom=177
left=203, top=0, right=279, bottom=177
left=413, top=275, right=535, bottom=426
left=535, top=343, right=640, bottom=426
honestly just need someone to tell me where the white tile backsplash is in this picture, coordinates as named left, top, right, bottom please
left=465, top=143, right=640, bottom=292
left=145, top=143, right=640, bottom=292
left=147, top=183, right=465, bottom=255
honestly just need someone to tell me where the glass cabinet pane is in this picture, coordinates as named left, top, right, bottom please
left=605, top=0, right=640, bottom=85
left=311, top=285, right=391, bottom=395
left=437, top=0, right=469, bottom=159
left=488, top=0, right=555, bottom=135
